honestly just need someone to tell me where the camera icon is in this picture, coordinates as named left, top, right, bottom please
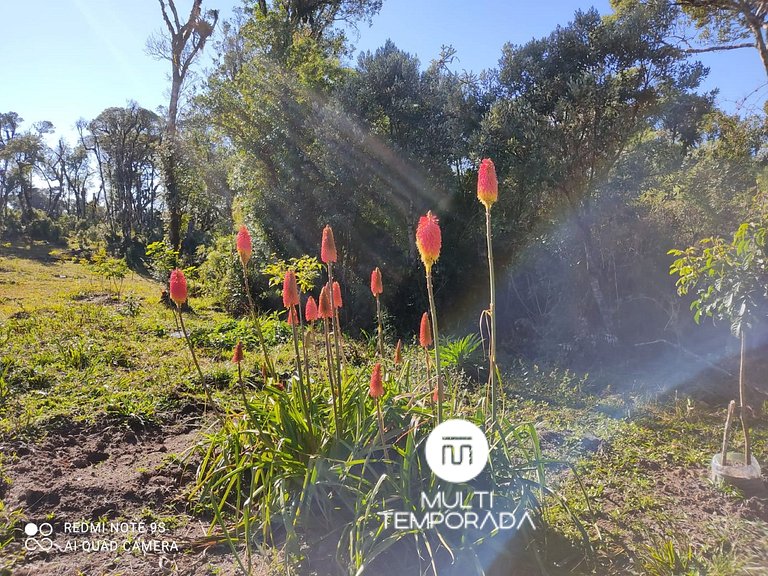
left=24, top=522, right=54, bottom=552
left=425, top=419, right=489, bottom=483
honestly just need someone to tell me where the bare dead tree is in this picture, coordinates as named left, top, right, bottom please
left=677, top=0, right=768, bottom=78
left=148, top=0, right=218, bottom=250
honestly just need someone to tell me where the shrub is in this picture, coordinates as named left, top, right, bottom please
left=88, top=248, right=129, bottom=298
left=197, top=234, right=274, bottom=315
left=22, top=210, right=64, bottom=243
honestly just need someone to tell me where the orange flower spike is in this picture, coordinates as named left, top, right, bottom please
left=415, top=211, right=441, bottom=273
left=370, top=267, right=383, bottom=297
left=286, top=306, right=300, bottom=326
left=236, top=225, right=252, bottom=267
left=169, top=269, right=188, bottom=308
left=369, top=362, right=384, bottom=398
left=232, top=341, right=244, bottom=364
left=477, top=158, right=498, bottom=209
left=394, top=340, right=402, bottom=365
left=282, top=269, right=300, bottom=309
left=321, top=225, right=337, bottom=264
left=305, top=296, right=318, bottom=323
left=332, top=281, right=343, bottom=309
left=419, top=312, right=432, bottom=348
left=318, top=284, right=333, bottom=319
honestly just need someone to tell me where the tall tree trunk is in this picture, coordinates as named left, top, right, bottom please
left=739, top=330, right=752, bottom=466
left=156, top=0, right=217, bottom=250
left=165, top=69, right=183, bottom=249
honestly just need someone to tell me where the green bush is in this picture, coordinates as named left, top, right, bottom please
left=22, top=210, right=64, bottom=243
left=196, top=234, right=274, bottom=315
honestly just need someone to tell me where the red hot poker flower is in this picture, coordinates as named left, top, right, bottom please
left=305, top=296, right=318, bottom=323
left=232, top=341, right=244, bottom=364
left=394, top=340, right=402, bottom=365
left=332, top=281, right=343, bottom=309
left=236, top=225, right=252, bottom=266
left=477, top=158, right=498, bottom=208
left=321, top=225, right=337, bottom=264
left=318, top=284, right=333, bottom=319
left=286, top=306, right=299, bottom=326
left=369, top=362, right=384, bottom=398
left=169, top=269, right=188, bottom=308
left=419, top=312, right=432, bottom=348
left=370, top=267, right=383, bottom=297
left=282, top=269, right=300, bottom=308
left=416, top=211, right=441, bottom=272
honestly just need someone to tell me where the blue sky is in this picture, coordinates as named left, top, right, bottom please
left=1, top=0, right=765, bottom=144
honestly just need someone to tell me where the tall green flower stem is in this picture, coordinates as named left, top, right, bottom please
left=242, top=272, right=276, bottom=381
left=299, top=308, right=312, bottom=405
left=175, top=306, right=213, bottom=408
left=425, top=271, right=444, bottom=423
left=375, top=398, right=389, bottom=461
left=327, top=264, right=343, bottom=420
left=288, top=306, right=311, bottom=429
left=375, top=295, right=384, bottom=357
left=234, top=356, right=256, bottom=421
left=484, top=206, right=498, bottom=425
left=322, top=316, right=341, bottom=438
left=305, top=324, right=321, bottom=384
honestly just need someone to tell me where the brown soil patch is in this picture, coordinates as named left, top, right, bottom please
left=587, top=456, right=768, bottom=574
left=0, top=417, right=271, bottom=575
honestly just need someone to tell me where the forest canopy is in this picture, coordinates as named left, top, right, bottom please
left=1, top=0, right=766, bottom=362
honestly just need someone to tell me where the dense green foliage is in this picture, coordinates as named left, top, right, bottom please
left=1, top=0, right=766, bottom=357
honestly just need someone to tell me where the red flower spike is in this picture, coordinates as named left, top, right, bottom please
left=321, top=225, right=337, bottom=264
left=282, top=269, right=300, bottom=308
left=394, top=340, right=402, bottom=365
left=416, top=211, right=441, bottom=271
left=419, top=312, right=432, bottom=348
left=477, top=158, right=498, bottom=208
left=305, top=296, right=318, bottom=323
left=286, top=306, right=299, bottom=326
left=432, top=386, right=443, bottom=403
left=232, top=341, right=244, bottom=364
left=236, top=225, right=252, bottom=266
left=169, top=269, right=188, bottom=308
left=370, top=267, right=383, bottom=297
left=369, top=363, right=384, bottom=398
left=318, top=284, right=333, bottom=319
left=332, top=281, right=343, bottom=309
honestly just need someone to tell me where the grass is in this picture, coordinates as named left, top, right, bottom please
left=0, top=243, right=299, bottom=438
left=1, top=241, right=767, bottom=575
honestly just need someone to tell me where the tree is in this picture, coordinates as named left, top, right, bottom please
left=202, top=0, right=385, bottom=293
left=670, top=217, right=768, bottom=467
left=678, top=0, right=768, bottom=78
left=479, top=4, right=704, bottom=340
left=0, top=114, right=51, bottom=222
left=85, top=104, right=163, bottom=251
left=0, top=112, right=23, bottom=221
left=148, top=0, right=219, bottom=250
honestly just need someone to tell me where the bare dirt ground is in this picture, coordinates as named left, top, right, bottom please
left=0, top=415, right=270, bottom=576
